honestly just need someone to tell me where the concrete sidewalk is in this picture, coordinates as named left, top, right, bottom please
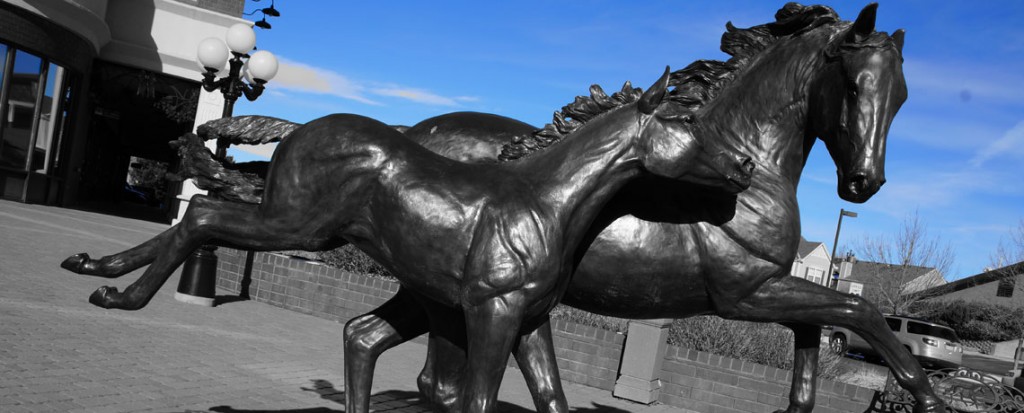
left=0, top=200, right=692, bottom=413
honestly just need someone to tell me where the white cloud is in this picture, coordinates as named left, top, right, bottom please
left=970, top=120, right=1024, bottom=167
left=371, top=87, right=461, bottom=106
left=866, top=166, right=1023, bottom=217
left=233, top=143, right=278, bottom=161
left=271, top=57, right=478, bottom=108
left=273, top=58, right=378, bottom=105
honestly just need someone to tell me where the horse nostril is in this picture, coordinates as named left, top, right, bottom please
left=848, top=174, right=868, bottom=195
left=739, top=156, right=754, bottom=175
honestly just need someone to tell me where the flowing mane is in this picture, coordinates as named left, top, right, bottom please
left=500, top=2, right=840, bottom=161
left=499, top=82, right=643, bottom=161
left=668, top=3, right=839, bottom=110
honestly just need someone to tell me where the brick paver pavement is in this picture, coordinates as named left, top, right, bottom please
left=0, top=200, right=693, bottom=413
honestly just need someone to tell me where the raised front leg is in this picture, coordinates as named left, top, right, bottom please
left=512, top=316, right=568, bottom=413
left=718, top=276, right=946, bottom=413
left=344, top=289, right=429, bottom=413
left=462, top=292, right=526, bottom=413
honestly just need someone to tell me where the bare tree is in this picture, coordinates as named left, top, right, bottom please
left=856, top=211, right=954, bottom=315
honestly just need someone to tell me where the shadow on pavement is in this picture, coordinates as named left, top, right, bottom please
left=202, top=379, right=633, bottom=413
left=214, top=294, right=250, bottom=306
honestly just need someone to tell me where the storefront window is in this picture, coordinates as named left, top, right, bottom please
left=0, top=46, right=70, bottom=175
left=35, top=63, right=67, bottom=173
left=0, top=49, right=43, bottom=169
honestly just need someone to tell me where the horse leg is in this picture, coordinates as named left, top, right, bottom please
left=415, top=300, right=469, bottom=413
left=88, top=195, right=337, bottom=310
left=718, top=276, right=945, bottom=413
left=462, top=292, right=525, bottom=413
left=512, top=316, right=569, bottom=413
left=343, top=289, right=429, bottom=413
left=61, top=225, right=178, bottom=277
left=778, top=322, right=821, bottom=413
left=420, top=313, right=568, bottom=413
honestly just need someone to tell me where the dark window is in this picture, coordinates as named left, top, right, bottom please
left=907, top=321, right=960, bottom=342
left=997, top=277, right=1015, bottom=298
left=885, top=317, right=902, bottom=332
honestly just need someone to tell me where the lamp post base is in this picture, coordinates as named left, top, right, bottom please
left=176, top=245, right=218, bottom=307
left=174, top=291, right=215, bottom=307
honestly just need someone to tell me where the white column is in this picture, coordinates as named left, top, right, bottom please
left=173, top=87, right=224, bottom=225
left=614, top=318, right=673, bottom=404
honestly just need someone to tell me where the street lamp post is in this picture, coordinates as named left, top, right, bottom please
left=175, top=23, right=278, bottom=307
left=825, top=208, right=857, bottom=289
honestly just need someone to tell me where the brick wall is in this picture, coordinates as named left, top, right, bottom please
left=216, top=249, right=878, bottom=412
left=659, top=346, right=875, bottom=413
left=548, top=319, right=624, bottom=391
left=215, top=248, right=624, bottom=389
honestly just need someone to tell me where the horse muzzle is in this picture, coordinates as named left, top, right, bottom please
left=838, top=171, right=885, bottom=203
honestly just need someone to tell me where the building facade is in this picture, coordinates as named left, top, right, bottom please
left=0, top=0, right=245, bottom=221
left=791, top=237, right=831, bottom=286
left=918, top=262, right=1024, bottom=308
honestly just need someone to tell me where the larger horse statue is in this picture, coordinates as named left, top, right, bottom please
left=87, top=3, right=938, bottom=412
left=344, top=3, right=941, bottom=413
left=61, top=68, right=755, bottom=412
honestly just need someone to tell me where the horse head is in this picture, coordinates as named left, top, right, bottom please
left=638, top=67, right=754, bottom=194
left=809, top=3, right=906, bottom=203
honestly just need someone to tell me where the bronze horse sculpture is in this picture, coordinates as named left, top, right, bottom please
left=342, top=3, right=943, bottom=413
left=61, top=68, right=755, bottom=412
left=142, top=3, right=937, bottom=412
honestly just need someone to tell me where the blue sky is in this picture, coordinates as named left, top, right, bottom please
left=229, top=1, right=1024, bottom=280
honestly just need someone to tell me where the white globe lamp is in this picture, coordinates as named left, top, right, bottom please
left=247, top=50, right=279, bottom=82
left=225, top=23, right=256, bottom=54
left=196, top=37, right=228, bottom=72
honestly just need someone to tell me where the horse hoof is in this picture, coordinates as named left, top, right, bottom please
left=88, top=286, right=119, bottom=309
left=61, top=253, right=91, bottom=273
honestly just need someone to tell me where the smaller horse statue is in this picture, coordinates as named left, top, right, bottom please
left=62, top=68, right=753, bottom=413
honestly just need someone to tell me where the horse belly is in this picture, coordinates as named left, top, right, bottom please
left=564, top=217, right=712, bottom=318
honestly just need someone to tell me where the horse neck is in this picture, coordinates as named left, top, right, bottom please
left=696, top=31, right=832, bottom=189
left=511, top=105, right=644, bottom=224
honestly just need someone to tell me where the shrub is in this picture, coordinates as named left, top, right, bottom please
left=549, top=305, right=629, bottom=333
left=316, top=245, right=393, bottom=279
left=550, top=308, right=841, bottom=380
left=669, top=316, right=841, bottom=380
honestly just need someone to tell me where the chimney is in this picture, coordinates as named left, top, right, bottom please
left=839, top=260, right=854, bottom=279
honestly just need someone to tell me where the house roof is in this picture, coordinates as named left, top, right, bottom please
left=843, top=260, right=935, bottom=284
left=916, top=260, right=1024, bottom=298
left=797, top=236, right=825, bottom=259
left=843, top=260, right=945, bottom=294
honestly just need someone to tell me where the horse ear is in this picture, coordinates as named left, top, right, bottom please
left=850, top=3, right=878, bottom=41
left=892, top=29, right=905, bottom=53
left=639, top=66, right=671, bottom=115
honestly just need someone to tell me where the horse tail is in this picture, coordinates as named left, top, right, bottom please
left=168, top=132, right=266, bottom=204
left=197, top=115, right=301, bottom=146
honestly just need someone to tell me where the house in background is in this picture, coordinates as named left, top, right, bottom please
left=791, top=237, right=831, bottom=286
left=831, top=254, right=864, bottom=296
left=917, top=261, right=1024, bottom=308
left=839, top=259, right=945, bottom=305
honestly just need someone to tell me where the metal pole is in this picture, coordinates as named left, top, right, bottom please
left=176, top=54, right=245, bottom=307
left=826, top=209, right=857, bottom=288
